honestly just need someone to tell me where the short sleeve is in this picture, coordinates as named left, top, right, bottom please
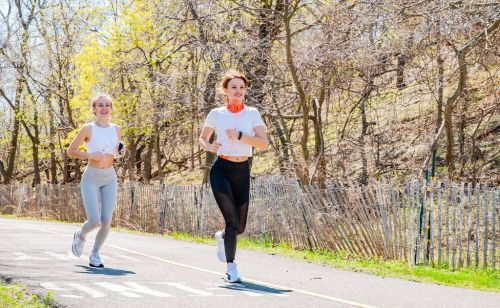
left=253, top=110, right=265, bottom=129
left=204, top=110, right=216, bottom=128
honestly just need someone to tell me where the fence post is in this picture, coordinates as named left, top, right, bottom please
left=411, top=180, right=419, bottom=265
left=458, top=182, right=465, bottom=268
left=475, top=183, right=481, bottom=269
left=451, top=183, right=457, bottom=270
left=16, top=184, right=28, bottom=215
left=437, top=180, right=443, bottom=266
left=466, top=183, right=473, bottom=267
left=483, top=185, right=489, bottom=269
left=299, top=186, right=315, bottom=251
left=158, top=184, right=167, bottom=235
left=428, top=182, right=434, bottom=266
left=445, top=181, right=450, bottom=265
left=490, top=188, right=497, bottom=269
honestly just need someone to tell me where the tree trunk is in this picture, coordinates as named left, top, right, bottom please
left=144, top=136, right=154, bottom=183
left=358, top=99, right=368, bottom=185
left=284, top=1, right=309, bottom=183
left=244, top=0, right=284, bottom=107
left=358, top=78, right=374, bottom=185
left=31, top=107, right=41, bottom=185
left=0, top=91, right=20, bottom=184
left=396, top=53, right=406, bottom=89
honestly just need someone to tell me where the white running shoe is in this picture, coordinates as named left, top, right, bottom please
left=89, top=252, right=104, bottom=268
left=215, top=231, right=226, bottom=262
left=224, top=262, right=241, bottom=283
left=71, top=230, right=85, bottom=257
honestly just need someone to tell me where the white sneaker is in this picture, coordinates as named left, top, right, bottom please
left=71, top=230, right=85, bottom=257
left=89, top=252, right=104, bottom=268
left=215, top=231, right=226, bottom=262
left=224, top=262, right=241, bottom=283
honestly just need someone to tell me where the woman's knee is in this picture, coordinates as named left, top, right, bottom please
left=100, top=217, right=113, bottom=228
left=225, top=222, right=239, bottom=234
left=87, top=217, right=101, bottom=229
left=237, top=226, right=246, bottom=235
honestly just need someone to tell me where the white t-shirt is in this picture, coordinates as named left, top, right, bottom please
left=204, top=105, right=265, bottom=157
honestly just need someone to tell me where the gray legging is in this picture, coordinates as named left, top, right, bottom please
left=79, top=165, right=117, bottom=254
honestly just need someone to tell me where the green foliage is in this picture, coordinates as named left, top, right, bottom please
left=0, top=282, right=50, bottom=308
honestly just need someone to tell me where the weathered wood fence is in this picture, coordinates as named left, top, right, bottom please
left=0, top=177, right=498, bottom=270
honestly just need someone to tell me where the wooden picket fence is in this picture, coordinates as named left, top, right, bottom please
left=0, top=176, right=498, bottom=270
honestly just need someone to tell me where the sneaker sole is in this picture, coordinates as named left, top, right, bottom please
left=215, top=232, right=226, bottom=262
left=224, top=276, right=242, bottom=283
left=89, top=263, right=104, bottom=268
left=72, top=231, right=81, bottom=257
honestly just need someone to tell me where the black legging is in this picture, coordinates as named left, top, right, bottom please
left=210, top=157, right=250, bottom=263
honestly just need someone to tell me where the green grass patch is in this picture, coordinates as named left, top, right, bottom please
left=0, top=281, right=52, bottom=308
left=169, top=232, right=500, bottom=292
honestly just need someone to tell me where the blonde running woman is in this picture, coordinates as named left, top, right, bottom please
left=67, top=94, right=125, bottom=267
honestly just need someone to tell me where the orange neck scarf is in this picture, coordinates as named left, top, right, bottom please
left=226, top=100, right=244, bottom=113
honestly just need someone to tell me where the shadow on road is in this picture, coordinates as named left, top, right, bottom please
left=220, top=280, right=292, bottom=295
left=74, top=265, right=136, bottom=276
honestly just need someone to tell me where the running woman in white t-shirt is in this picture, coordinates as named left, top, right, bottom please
left=67, top=94, right=125, bottom=268
left=199, top=70, right=268, bottom=282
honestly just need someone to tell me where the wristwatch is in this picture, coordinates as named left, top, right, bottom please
left=238, top=131, right=243, bottom=140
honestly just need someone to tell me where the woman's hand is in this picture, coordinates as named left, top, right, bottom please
left=89, top=153, right=105, bottom=162
left=118, top=147, right=127, bottom=157
left=226, top=128, right=238, bottom=141
left=206, top=142, right=222, bottom=153
left=115, top=144, right=126, bottom=158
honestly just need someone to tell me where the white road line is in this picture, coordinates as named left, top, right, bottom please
left=66, top=283, right=107, bottom=298
left=110, top=253, right=138, bottom=261
left=159, top=282, right=213, bottom=296
left=44, top=251, right=78, bottom=260
left=122, top=282, right=173, bottom=297
left=3, top=221, right=378, bottom=308
left=94, top=282, right=142, bottom=298
left=40, top=282, right=68, bottom=291
left=13, top=252, right=45, bottom=261
left=61, top=295, right=83, bottom=299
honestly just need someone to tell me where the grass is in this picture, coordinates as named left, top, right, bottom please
left=169, top=232, right=500, bottom=292
left=0, top=280, right=52, bottom=308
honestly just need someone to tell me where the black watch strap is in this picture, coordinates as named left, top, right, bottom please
left=238, top=131, right=243, bottom=140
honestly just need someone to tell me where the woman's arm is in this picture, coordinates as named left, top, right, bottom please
left=240, top=125, right=268, bottom=150
left=67, top=125, right=102, bottom=161
left=199, top=126, right=221, bottom=152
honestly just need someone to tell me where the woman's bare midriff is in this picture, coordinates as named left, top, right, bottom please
left=88, top=154, right=115, bottom=169
left=220, top=155, right=248, bottom=162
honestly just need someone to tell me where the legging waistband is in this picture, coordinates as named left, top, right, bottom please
left=214, top=156, right=250, bottom=167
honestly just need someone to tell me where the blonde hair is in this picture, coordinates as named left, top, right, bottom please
left=90, top=94, right=113, bottom=116
left=91, top=94, right=113, bottom=107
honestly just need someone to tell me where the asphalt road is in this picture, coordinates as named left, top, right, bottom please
left=0, top=217, right=499, bottom=308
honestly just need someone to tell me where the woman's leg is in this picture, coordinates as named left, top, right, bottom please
left=92, top=173, right=117, bottom=254
left=79, top=172, right=102, bottom=239
left=231, top=167, right=250, bottom=235
left=210, top=164, right=240, bottom=263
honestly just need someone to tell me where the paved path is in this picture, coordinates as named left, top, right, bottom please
left=0, top=217, right=499, bottom=307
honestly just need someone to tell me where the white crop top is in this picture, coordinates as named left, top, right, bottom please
left=86, top=122, right=119, bottom=156
left=204, top=105, right=265, bottom=157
